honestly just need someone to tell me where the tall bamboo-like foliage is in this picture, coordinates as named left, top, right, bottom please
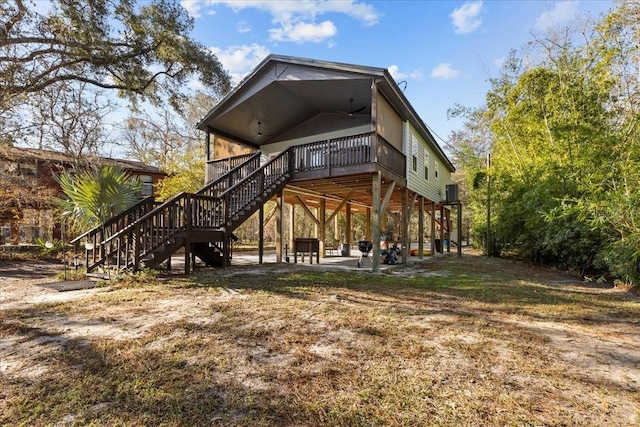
left=55, top=165, right=142, bottom=235
left=487, top=44, right=614, bottom=268
left=555, top=0, right=640, bottom=284
left=446, top=104, right=494, bottom=253
left=451, top=0, right=640, bottom=284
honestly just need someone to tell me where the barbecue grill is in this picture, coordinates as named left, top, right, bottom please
left=357, top=240, right=373, bottom=268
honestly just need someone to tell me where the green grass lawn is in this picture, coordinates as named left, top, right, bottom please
left=1, top=253, right=639, bottom=426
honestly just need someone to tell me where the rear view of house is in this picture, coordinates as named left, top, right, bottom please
left=76, top=55, right=459, bottom=273
left=198, top=55, right=459, bottom=268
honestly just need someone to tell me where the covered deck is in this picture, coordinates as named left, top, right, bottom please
left=203, top=130, right=457, bottom=270
left=197, top=55, right=460, bottom=271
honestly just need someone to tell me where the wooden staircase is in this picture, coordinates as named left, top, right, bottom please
left=70, top=196, right=160, bottom=272
left=75, top=149, right=292, bottom=274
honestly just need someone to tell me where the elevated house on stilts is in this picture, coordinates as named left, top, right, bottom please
left=74, top=55, right=459, bottom=273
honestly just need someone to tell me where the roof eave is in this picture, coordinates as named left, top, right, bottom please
left=380, top=70, right=456, bottom=173
left=196, top=54, right=387, bottom=131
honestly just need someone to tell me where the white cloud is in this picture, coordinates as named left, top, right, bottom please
left=450, top=1, right=483, bottom=35
left=187, top=79, right=206, bottom=92
left=388, top=64, right=423, bottom=81
left=210, top=44, right=271, bottom=84
left=269, top=20, right=337, bottom=43
left=534, top=1, right=578, bottom=30
left=493, top=57, right=505, bottom=68
left=195, top=1, right=380, bottom=25
left=180, top=0, right=205, bottom=19
left=430, top=63, right=461, bottom=80
left=183, top=1, right=381, bottom=44
left=237, top=20, right=251, bottom=33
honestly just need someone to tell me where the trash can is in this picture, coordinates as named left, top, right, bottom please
left=341, top=243, right=350, bottom=257
left=435, top=239, right=441, bottom=252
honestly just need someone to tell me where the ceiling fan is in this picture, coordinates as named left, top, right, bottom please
left=337, top=98, right=366, bottom=117
left=256, top=121, right=274, bottom=138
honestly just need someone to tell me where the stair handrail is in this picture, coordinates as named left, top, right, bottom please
left=97, top=157, right=256, bottom=271
left=99, top=151, right=261, bottom=250
left=70, top=196, right=156, bottom=246
left=101, top=191, right=188, bottom=246
left=83, top=150, right=291, bottom=272
left=218, top=148, right=292, bottom=228
left=71, top=196, right=159, bottom=271
left=101, top=191, right=192, bottom=271
left=198, top=151, right=261, bottom=197
left=98, top=151, right=266, bottom=247
left=216, top=148, right=291, bottom=201
left=93, top=152, right=260, bottom=248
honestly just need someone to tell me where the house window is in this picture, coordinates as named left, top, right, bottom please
left=411, top=135, right=418, bottom=173
left=139, top=175, right=153, bottom=197
left=424, top=151, right=430, bottom=180
left=434, top=162, right=440, bottom=180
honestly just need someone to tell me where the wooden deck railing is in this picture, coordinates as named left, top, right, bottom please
left=205, top=152, right=258, bottom=182
left=376, top=135, right=406, bottom=176
left=291, top=132, right=405, bottom=176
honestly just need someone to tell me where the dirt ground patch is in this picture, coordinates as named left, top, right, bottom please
left=1, top=251, right=639, bottom=426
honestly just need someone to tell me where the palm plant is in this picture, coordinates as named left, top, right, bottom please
left=55, top=165, right=142, bottom=235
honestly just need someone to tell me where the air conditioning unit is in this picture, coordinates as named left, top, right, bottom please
left=445, top=184, right=459, bottom=202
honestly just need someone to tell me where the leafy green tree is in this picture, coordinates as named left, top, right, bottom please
left=486, top=38, right=615, bottom=266
left=0, top=0, right=230, bottom=110
left=449, top=1, right=640, bottom=284
left=446, top=104, right=493, bottom=252
left=55, top=165, right=142, bottom=234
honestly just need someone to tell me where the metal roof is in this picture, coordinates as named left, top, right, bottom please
left=197, top=54, right=454, bottom=172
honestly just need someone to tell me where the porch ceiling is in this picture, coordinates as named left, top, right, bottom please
left=206, top=78, right=373, bottom=146
left=198, top=54, right=455, bottom=173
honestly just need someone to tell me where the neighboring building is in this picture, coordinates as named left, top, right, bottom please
left=0, top=146, right=165, bottom=244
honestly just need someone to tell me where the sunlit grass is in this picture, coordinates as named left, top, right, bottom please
left=2, top=255, right=639, bottom=426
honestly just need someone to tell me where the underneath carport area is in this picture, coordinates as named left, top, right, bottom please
left=172, top=242, right=456, bottom=273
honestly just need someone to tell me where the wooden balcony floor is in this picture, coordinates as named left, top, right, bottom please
left=285, top=169, right=411, bottom=213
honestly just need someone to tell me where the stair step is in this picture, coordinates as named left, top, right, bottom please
left=87, top=272, right=110, bottom=281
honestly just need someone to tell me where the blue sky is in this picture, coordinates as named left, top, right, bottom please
left=179, top=0, right=614, bottom=145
